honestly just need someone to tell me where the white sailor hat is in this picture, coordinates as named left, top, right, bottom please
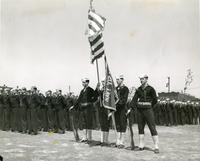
left=81, top=78, right=90, bottom=83
left=170, top=100, right=176, bottom=103
left=139, top=74, right=148, bottom=79
left=116, top=75, right=124, bottom=80
left=22, top=87, right=26, bottom=91
left=31, top=86, right=37, bottom=90
left=101, top=78, right=105, bottom=82
left=56, top=89, right=62, bottom=92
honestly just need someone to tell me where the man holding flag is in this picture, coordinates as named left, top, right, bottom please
left=95, top=79, right=111, bottom=146
left=115, top=75, right=129, bottom=148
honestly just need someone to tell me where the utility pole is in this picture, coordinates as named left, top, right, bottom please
left=167, top=76, right=170, bottom=93
left=69, top=85, right=71, bottom=93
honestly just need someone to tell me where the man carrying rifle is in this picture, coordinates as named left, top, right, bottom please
left=71, top=78, right=97, bottom=143
left=130, top=75, right=159, bottom=154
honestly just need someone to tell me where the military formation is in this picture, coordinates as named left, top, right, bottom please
left=0, top=86, right=80, bottom=135
left=153, top=99, right=200, bottom=126
left=0, top=75, right=200, bottom=154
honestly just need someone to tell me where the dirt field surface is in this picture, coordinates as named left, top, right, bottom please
left=0, top=125, right=200, bottom=161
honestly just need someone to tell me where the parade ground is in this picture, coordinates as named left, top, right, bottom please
left=0, top=125, right=199, bottom=161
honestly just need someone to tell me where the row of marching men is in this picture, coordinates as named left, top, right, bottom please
left=153, top=100, right=200, bottom=126
left=0, top=86, right=81, bottom=135
left=126, top=100, right=200, bottom=127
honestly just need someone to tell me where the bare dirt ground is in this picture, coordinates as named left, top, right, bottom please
left=0, top=125, right=200, bottom=161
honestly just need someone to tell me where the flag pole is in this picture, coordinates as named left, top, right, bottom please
left=95, top=59, right=103, bottom=108
left=104, top=56, right=117, bottom=138
left=90, top=0, right=102, bottom=106
left=90, top=0, right=94, bottom=10
left=95, top=60, right=100, bottom=83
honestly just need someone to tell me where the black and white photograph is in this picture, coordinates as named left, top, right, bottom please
left=0, top=0, right=199, bottom=161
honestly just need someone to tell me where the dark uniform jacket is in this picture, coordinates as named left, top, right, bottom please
left=20, top=94, right=29, bottom=108
left=0, top=95, right=4, bottom=108
left=55, top=95, right=66, bottom=110
left=10, top=94, right=20, bottom=108
left=130, top=85, right=157, bottom=109
left=45, top=96, right=54, bottom=109
left=3, top=94, right=11, bottom=109
left=29, top=94, right=40, bottom=108
left=74, top=86, right=97, bottom=110
left=116, top=85, right=129, bottom=108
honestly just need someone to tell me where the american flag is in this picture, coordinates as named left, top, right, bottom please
left=86, top=9, right=106, bottom=63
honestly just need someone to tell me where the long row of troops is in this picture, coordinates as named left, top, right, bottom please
left=0, top=75, right=200, bottom=153
left=0, top=84, right=200, bottom=134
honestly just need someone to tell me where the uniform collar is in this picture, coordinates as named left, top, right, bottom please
left=83, top=86, right=89, bottom=92
left=140, top=83, right=149, bottom=90
left=117, top=84, right=125, bottom=89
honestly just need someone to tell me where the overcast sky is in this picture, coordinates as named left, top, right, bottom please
left=0, top=0, right=199, bottom=97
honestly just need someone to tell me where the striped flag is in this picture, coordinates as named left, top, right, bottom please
left=86, top=9, right=106, bottom=63
left=88, top=33, right=104, bottom=63
left=87, top=9, right=106, bottom=37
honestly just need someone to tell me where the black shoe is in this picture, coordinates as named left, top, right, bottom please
left=117, top=144, right=125, bottom=149
left=58, top=130, right=65, bottom=134
left=80, top=138, right=87, bottom=143
left=86, top=140, right=92, bottom=144
left=134, top=147, right=144, bottom=151
left=101, top=142, right=110, bottom=147
left=154, top=148, right=159, bottom=154
left=96, top=142, right=103, bottom=146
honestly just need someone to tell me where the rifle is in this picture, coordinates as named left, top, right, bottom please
left=69, top=106, right=80, bottom=142
left=127, top=108, right=135, bottom=150
left=126, top=87, right=136, bottom=150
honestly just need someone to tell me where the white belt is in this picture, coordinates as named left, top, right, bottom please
left=138, top=102, right=151, bottom=106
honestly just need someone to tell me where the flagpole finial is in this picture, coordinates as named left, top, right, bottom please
left=90, top=0, right=94, bottom=10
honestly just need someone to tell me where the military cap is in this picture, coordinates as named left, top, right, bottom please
left=22, top=87, right=26, bottom=91
left=170, top=100, right=175, bottom=103
left=31, top=86, right=37, bottom=90
left=139, top=74, right=148, bottom=79
left=5, top=87, right=12, bottom=91
left=116, top=75, right=124, bottom=80
left=101, top=78, right=105, bottom=82
left=56, top=89, right=62, bottom=92
left=81, top=78, right=90, bottom=83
